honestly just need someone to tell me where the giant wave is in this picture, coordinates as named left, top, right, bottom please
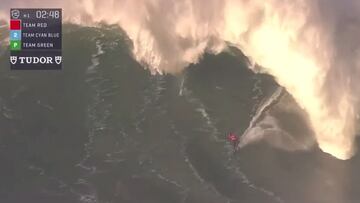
left=1, top=0, right=360, bottom=159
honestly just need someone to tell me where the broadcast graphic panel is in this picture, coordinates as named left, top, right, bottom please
left=10, top=9, right=62, bottom=70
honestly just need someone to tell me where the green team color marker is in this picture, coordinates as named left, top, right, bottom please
left=10, top=40, right=21, bottom=51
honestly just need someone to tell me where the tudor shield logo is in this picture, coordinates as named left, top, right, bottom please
left=10, top=56, right=17, bottom=64
left=10, top=55, right=63, bottom=70
left=55, top=56, right=62, bottom=65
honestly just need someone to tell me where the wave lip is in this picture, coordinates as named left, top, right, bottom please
left=1, top=0, right=359, bottom=159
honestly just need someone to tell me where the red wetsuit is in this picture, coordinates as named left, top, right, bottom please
left=227, top=133, right=238, bottom=150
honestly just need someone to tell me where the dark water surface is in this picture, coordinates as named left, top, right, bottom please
left=0, top=24, right=360, bottom=203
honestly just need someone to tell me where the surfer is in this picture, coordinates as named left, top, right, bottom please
left=227, top=132, right=239, bottom=152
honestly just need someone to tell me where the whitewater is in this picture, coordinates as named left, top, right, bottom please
left=1, top=0, right=360, bottom=159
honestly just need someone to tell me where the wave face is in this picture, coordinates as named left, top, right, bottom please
left=1, top=0, right=360, bottom=159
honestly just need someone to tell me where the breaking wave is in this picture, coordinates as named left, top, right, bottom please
left=1, top=0, right=360, bottom=159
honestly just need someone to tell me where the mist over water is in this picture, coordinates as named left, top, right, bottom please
left=1, top=0, right=360, bottom=159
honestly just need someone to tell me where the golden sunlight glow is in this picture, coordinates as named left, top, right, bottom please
left=2, top=0, right=357, bottom=159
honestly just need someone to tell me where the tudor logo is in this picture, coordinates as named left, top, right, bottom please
left=55, top=56, right=62, bottom=65
left=10, top=56, right=62, bottom=66
left=10, top=56, right=17, bottom=64
left=18, top=56, right=54, bottom=64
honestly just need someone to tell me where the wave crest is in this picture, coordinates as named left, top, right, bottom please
left=1, top=0, right=359, bottom=159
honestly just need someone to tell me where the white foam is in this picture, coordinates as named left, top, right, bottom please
left=2, top=0, right=359, bottom=159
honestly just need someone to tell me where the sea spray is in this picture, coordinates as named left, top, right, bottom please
left=239, top=87, right=284, bottom=148
left=1, top=0, right=359, bottom=159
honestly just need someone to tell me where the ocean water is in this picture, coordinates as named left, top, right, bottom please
left=0, top=24, right=360, bottom=203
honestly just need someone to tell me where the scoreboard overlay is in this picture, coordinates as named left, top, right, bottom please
left=10, top=9, right=62, bottom=70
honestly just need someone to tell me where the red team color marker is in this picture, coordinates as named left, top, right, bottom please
left=10, top=20, right=21, bottom=30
